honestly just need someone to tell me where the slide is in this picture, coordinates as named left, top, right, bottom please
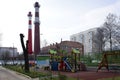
left=63, top=60, right=74, bottom=72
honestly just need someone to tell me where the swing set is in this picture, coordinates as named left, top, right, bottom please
left=97, top=50, right=120, bottom=72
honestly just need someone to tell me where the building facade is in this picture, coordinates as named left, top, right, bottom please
left=0, top=47, right=18, bottom=59
left=41, top=41, right=84, bottom=55
left=70, top=28, right=98, bottom=55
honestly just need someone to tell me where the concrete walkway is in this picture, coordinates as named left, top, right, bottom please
left=0, top=66, right=32, bottom=80
left=0, top=66, right=58, bottom=80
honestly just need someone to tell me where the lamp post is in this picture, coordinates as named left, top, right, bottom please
left=13, top=43, right=14, bottom=65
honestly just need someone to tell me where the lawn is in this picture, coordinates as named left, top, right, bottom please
left=3, top=65, right=78, bottom=80
left=3, top=65, right=46, bottom=78
left=39, top=77, right=78, bottom=80
left=98, top=77, right=120, bottom=80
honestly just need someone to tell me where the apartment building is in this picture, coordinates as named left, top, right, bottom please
left=0, top=47, right=18, bottom=59
left=70, top=28, right=98, bottom=55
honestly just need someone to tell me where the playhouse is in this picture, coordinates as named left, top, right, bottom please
left=49, top=49, right=87, bottom=72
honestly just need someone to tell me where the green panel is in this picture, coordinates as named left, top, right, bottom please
left=37, top=56, right=50, bottom=60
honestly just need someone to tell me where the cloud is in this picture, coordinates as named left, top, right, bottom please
left=1, top=0, right=120, bottom=52
left=41, top=0, right=120, bottom=46
left=78, top=0, right=120, bottom=30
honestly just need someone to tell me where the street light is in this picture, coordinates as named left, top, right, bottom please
left=13, top=43, right=14, bottom=65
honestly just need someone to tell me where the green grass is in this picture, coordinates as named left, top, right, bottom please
left=86, top=63, right=98, bottom=67
left=39, top=76, right=79, bottom=80
left=52, top=77, right=78, bottom=80
left=3, top=65, right=79, bottom=80
left=97, top=77, right=120, bottom=80
left=3, top=65, right=46, bottom=78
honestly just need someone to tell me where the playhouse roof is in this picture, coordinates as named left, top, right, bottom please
left=49, top=49, right=57, bottom=54
left=72, top=49, right=80, bottom=54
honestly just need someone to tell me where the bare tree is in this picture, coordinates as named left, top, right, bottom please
left=42, top=39, right=48, bottom=47
left=18, top=53, right=24, bottom=60
left=98, top=13, right=120, bottom=51
left=113, top=16, right=120, bottom=45
left=93, top=13, right=120, bottom=52
left=102, top=13, right=120, bottom=51
left=93, top=27, right=106, bottom=53
left=2, top=51, right=10, bottom=65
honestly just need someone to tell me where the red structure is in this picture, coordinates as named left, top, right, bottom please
left=34, top=2, right=40, bottom=55
left=28, top=12, right=33, bottom=54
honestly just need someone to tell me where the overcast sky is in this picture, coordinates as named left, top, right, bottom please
left=0, top=0, right=120, bottom=53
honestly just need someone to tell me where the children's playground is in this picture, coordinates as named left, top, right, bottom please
left=36, top=49, right=120, bottom=80
left=49, top=49, right=87, bottom=72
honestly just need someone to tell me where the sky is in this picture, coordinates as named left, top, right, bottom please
left=0, top=0, right=120, bottom=53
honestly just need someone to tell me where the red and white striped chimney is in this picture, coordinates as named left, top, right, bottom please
left=34, top=2, right=40, bottom=55
left=28, top=12, right=33, bottom=54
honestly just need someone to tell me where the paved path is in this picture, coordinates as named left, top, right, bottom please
left=0, top=66, right=32, bottom=80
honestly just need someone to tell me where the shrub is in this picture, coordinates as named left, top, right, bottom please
left=3, top=65, right=46, bottom=78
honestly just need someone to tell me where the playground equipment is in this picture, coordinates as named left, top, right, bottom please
left=71, top=49, right=87, bottom=71
left=97, top=50, right=120, bottom=72
left=49, top=49, right=87, bottom=72
left=49, top=49, right=58, bottom=71
left=63, top=58, right=73, bottom=71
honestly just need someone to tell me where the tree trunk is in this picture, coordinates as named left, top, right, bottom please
left=110, top=30, right=112, bottom=51
left=20, top=34, right=29, bottom=72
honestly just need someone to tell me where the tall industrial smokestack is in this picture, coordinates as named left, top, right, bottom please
left=28, top=12, right=33, bottom=54
left=34, top=2, right=40, bottom=55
